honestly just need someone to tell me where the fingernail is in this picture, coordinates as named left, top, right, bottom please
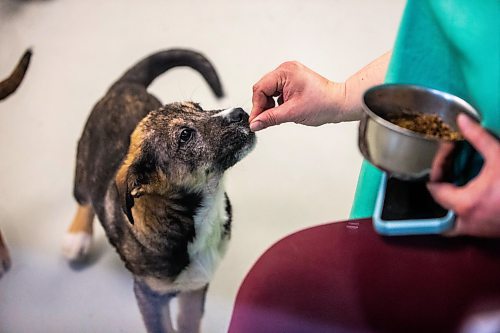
left=250, top=120, right=264, bottom=132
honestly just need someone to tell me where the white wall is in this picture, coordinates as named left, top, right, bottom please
left=0, top=0, right=405, bottom=332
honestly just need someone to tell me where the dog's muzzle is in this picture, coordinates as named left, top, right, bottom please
left=214, top=108, right=255, bottom=171
left=212, top=107, right=248, bottom=124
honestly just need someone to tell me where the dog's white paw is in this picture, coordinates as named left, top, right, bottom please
left=62, top=231, right=92, bottom=262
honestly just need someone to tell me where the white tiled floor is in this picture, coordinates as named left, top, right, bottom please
left=0, top=0, right=404, bottom=332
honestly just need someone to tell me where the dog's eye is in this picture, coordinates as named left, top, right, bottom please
left=179, top=128, right=194, bottom=144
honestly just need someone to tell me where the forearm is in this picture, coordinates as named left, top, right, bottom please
left=338, top=50, right=392, bottom=122
left=249, top=51, right=392, bottom=130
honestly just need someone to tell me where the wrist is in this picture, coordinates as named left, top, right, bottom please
left=337, top=50, right=392, bottom=123
left=326, top=79, right=363, bottom=123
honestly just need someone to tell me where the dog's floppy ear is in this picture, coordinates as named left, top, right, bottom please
left=115, top=167, right=135, bottom=225
left=115, top=162, right=149, bottom=225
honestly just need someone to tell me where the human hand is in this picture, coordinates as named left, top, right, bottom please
left=250, top=61, right=349, bottom=131
left=427, top=114, right=500, bottom=237
left=249, top=52, right=392, bottom=132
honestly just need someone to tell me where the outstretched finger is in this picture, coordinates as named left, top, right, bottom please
left=250, top=102, right=295, bottom=131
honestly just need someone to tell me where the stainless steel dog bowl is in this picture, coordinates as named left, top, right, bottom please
left=358, top=84, right=480, bottom=180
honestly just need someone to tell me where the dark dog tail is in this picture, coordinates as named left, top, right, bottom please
left=0, top=49, right=32, bottom=101
left=116, top=48, right=224, bottom=98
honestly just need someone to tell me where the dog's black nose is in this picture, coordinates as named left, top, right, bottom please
left=228, top=108, right=248, bottom=123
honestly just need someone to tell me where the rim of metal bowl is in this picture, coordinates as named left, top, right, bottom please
left=362, top=84, right=481, bottom=142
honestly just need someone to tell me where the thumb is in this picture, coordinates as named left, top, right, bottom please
left=250, top=103, right=292, bottom=131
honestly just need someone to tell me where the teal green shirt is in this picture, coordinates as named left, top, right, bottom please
left=350, top=0, right=500, bottom=219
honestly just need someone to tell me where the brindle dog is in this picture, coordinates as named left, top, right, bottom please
left=63, top=49, right=255, bottom=333
left=0, top=48, right=32, bottom=278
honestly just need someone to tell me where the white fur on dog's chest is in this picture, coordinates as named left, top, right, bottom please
left=145, top=182, right=229, bottom=294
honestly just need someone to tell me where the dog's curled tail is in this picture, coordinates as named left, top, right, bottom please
left=116, top=48, right=224, bottom=98
left=0, top=49, right=32, bottom=101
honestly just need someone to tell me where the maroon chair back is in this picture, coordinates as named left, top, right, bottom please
left=229, top=219, right=500, bottom=333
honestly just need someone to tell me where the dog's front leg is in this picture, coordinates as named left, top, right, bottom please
left=177, top=285, right=208, bottom=333
left=0, top=230, right=11, bottom=278
left=134, top=279, right=176, bottom=333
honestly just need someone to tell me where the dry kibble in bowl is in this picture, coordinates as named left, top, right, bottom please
left=388, top=113, right=463, bottom=141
